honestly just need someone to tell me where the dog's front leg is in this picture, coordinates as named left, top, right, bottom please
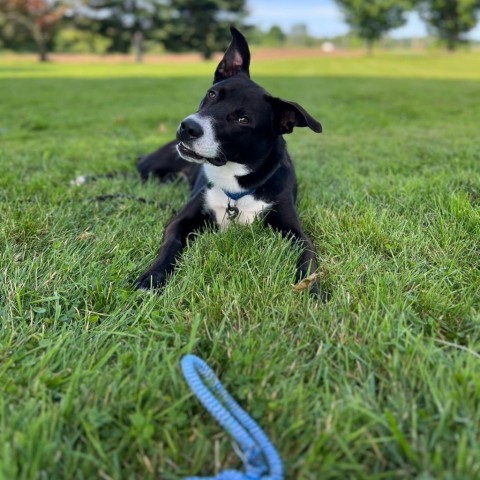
left=265, top=197, right=322, bottom=298
left=136, top=192, right=212, bottom=291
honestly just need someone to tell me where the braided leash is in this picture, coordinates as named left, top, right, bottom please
left=181, top=355, right=284, bottom=480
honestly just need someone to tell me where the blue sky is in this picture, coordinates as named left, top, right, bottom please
left=247, top=0, right=480, bottom=40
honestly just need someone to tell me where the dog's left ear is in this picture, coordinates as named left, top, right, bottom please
left=214, top=26, right=251, bottom=83
left=267, top=97, right=323, bottom=135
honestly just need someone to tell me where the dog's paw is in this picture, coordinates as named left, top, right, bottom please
left=135, top=270, right=167, bottom=292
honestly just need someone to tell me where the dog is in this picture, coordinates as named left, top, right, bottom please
left=136, top=27, right=323, bottom=297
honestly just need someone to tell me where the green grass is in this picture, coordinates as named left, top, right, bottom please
left=0, top=51, right=479, bottom=479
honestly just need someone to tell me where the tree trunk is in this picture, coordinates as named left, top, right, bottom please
left=88, top=33, right=96, bottom=54
left=366, top=38, right=374, bottom=56
left=133, top=31, right=144, bottom=63
left=33, top=25, right=49, bottom=62
left=446, top=32, right=458, bottom=51
left=6, top=13, right=49, bottom=62
left=202, top=49, right=213, bottom=60
left=37, top=39, right=49, bottom=62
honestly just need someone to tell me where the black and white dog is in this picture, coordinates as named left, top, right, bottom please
left=136, top=27, right=323, bottom=296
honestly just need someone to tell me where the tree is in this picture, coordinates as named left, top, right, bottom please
left=289, top=23, right=316, bottom=46
left=0, top=0, right=67, bottom=61
left=70, top=0, right=167, bottom=61
left=417, top=0, right=480, bottom=50
left=263, top=25, right=286, bottom=47
left=66, top=0, right=246, bottom=60
left=160, top=0, right=247, bottom=59
left=335, top=0, right=413, bottom=53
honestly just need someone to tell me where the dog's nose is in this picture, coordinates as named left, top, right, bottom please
left=178, top=118, right=204, bottom=141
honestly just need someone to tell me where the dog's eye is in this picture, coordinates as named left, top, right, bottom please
left=208, top=90, right=216, bottom=99
left=238, top=116, right=249, bottom=125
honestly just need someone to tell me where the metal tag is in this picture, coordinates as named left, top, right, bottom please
left=226, top=201, right=239, bottom=220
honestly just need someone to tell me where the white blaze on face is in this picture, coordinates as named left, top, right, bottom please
left=180, top=114, right=219, bottom=159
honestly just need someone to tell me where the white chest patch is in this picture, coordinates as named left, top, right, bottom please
left=202, top=163, right=271, bottom=229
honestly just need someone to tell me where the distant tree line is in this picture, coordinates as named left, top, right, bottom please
left=335, top=0, right=480, bottom=53
left=0, top=0, right=247, bottom=61
left=1, top=0, right=479, bottom=61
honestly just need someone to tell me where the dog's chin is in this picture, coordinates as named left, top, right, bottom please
left=176, top=142, right=226, bottom=166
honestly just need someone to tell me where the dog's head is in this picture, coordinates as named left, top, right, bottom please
left=176, top=27, right=322, bottom=167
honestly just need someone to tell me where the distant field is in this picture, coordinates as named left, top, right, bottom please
left=0, top=52, right=479, bottom=479
left=2, top=48, right=480, bottom=78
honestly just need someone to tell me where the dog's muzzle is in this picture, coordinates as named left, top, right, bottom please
left=176, top=118, right=205, bottom=163
left=175, top=115, right=226, bottom=166
left=177, top=141, right=205, bottom=161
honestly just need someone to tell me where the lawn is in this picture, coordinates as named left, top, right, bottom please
left=0, top=51, right=479, bottom=479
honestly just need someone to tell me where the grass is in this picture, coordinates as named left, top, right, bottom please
left=0, top=51, right=479, bottom=479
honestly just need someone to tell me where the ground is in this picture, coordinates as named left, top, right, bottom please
left=0, top=51, right=479, bottom=479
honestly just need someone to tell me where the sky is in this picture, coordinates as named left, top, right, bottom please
left=246, top=0, right=480, bottom=40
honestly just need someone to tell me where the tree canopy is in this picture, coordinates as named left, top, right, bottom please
left=418, top=0, right=480, bottom=50
left=335, top=0, right=413, bottom=52
left=70, top=0, right=167, bottom=61
left=0, top=0, right=247, bottom=60
left=159, top=0, right=246, bottom=59
left=0, top=0, right=66, bottom=60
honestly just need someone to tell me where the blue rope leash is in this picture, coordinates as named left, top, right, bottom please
left=181, top=355, right=284, bottom=480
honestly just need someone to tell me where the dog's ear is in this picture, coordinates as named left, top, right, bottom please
left=267, top=97, right=323, bottom=135
left=214, top=26, right=251, bottom=83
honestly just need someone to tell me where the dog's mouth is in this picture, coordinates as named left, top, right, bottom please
left=177, top=142, right=226, bottom=166
left=177, top=142, right=204, bottom=161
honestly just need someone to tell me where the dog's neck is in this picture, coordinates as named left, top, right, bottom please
left=236, top=137, right=284, bottom=190
left=203, top=162, right=250, bottom=194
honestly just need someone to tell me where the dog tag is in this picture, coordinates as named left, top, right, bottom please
left=226, top=202, right=239, bottom=220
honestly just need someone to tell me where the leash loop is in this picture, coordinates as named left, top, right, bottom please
left=181, top=355, right=284, bottom=480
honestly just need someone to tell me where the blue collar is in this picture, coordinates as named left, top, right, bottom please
left=206, top=181, right=256, bottom=201
left=223, top=187, right=256, bottom=201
